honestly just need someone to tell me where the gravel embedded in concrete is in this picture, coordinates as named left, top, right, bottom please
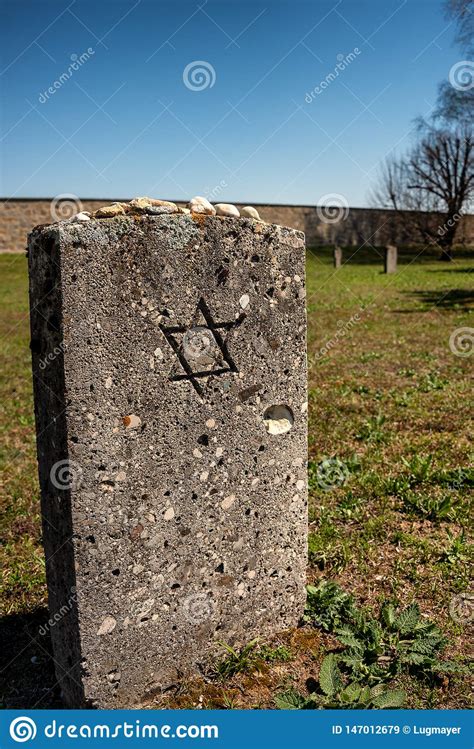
left=28, top=212, right=306, bottom=708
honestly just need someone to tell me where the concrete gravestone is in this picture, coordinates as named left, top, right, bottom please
left=384, top=244, right=397, bottom=274
left=28, top=203, right=308, bottom=708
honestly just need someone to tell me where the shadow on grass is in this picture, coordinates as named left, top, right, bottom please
left=396, top=288, right=474, bottom=311
left=427, top=267, right=474, bottom=274
left=0, top=607, right=61, bottom=708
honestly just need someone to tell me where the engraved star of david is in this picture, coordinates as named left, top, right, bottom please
left=160, top=297, right=244, bottom=396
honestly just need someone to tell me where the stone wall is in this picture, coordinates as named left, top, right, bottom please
left=2, top=198, right=474, bottom=252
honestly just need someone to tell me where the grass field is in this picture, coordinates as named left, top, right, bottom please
left=0, top=247, right=472, bottom=709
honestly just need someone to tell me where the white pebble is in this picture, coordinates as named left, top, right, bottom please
left=66, top=211, right=91, bottom=223
left=215, top=203, right=240, bottom=217
left=163, top=507, right=175, bottom=521
left=239, top=294, right=250, bottom=309
left=123, top=414, right=141, bottom=429
left=189, top=196, right=216, bottom=215
left=221, top=494, right=236, bottom=510
left=240, top=206, right=260, bottom=220
left=97, top=616, right=116, bottom=636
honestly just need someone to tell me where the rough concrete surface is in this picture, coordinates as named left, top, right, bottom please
left=384, top=244, right=398, bottom=274
left=28, top=213, right=308, bottom=708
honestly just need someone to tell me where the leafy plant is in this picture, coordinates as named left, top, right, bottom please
left=391, top=390, right=412, bottom=407
left=304, top=583, right=461, bottom=685
left=360, top=352, right=382, bottom=363
left=353, top=384, right=370, bottom=395
left=275, top=655, right=405, bottom=710
left=385, top=475, right=412, bottom=497
left=318, top=655, right=405, bottom=708
left=304, top=581, right=356, bottom=630
left=214, top=639, right=291, bottom=679
left=397, top=367, right=416, bottom=377
left=401, top=454, right=433, bottom=484
left=308, top=525, right=351, bottom=573
left=336, top=491, right=364, bottom=521
left=385, top=455, right=433, bottom=496
left=214, top=639, right=260, bottom=679
left=438, top=531, right=472, bottom=565
left=336, top=602, right=450, bottom=683
left=274, top=689, right=314, bottom=710
left=387, top=462, right=473, bottom=500
left=401, top=491, right=457, bottom=521
left=356, top=414, right=387, bottom=444
left=432, top=466, right=474, bottom=490
left=258, top=644, right=292, bottom=664
left=417, top=370, right=448, bottom=392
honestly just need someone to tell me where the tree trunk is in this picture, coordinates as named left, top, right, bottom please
left=437, top=215, right=457, bottom=261
left=438, top=248, right=453, bottom=261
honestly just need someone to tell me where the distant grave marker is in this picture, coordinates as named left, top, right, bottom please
left=333, top=245, right=342, bottom=269
left=384, top=244, right=397, bottom=274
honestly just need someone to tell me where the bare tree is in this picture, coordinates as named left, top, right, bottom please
left=434, top=0, right=474, bottom=124
left=446, top=0, right=473, bottom=55
left=372, top=1, right=473, bottom=257
left=373, top=126, right=473, bottom=259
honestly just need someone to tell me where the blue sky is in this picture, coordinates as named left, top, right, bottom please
left=0, top=0, right=463, bottom=206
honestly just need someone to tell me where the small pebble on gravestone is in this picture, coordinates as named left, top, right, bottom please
left=214, top=203, right=240, bottom=217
